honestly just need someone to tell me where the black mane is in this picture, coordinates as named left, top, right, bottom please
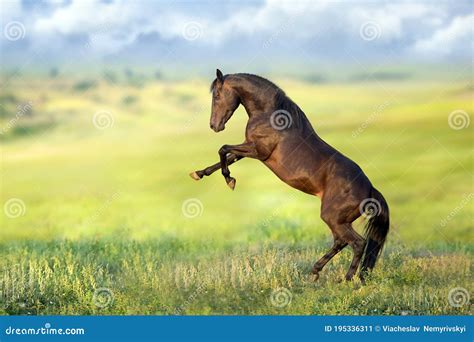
left=209, top=73, right=282, bottom=94
left=209, top=72, right=309, bottom=130
left=238, top=74, right=308, bottom=130
left=235, top=73, right=283, bottom=93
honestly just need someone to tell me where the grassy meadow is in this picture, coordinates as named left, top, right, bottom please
left=0, top=70, right=472, bottom=315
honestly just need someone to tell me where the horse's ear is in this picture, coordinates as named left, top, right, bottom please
left=216, top=69, right=224, bottom=82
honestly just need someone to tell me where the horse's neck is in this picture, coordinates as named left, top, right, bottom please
left=233, top=82, right=278, bottom=118
left=240, top=98, right=272, bottom=118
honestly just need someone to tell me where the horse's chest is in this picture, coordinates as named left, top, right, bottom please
left=262, top=147, right=319, bottom=195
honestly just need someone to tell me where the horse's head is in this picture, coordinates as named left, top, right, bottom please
left=210, top=69, right=240, bottom=132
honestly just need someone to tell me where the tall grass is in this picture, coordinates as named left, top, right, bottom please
left=0, top=76, right=472, bottom=314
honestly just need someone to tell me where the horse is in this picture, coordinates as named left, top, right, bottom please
left=189, top=69, right=389, bottom=282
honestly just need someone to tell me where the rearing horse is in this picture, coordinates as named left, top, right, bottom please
left=190, top=69, right=389, bottom=282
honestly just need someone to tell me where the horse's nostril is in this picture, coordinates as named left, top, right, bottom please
left=210, top=123, right=214, bottom=129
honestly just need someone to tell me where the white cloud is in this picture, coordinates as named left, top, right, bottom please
left=413, top=15, right=473, bottom=56
left=1, top=0, right=23, bottom=22
left=1, top=0, right=472, bottom=61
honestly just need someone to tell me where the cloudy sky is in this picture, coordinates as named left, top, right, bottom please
left=1, top=0, right=472, bottom=71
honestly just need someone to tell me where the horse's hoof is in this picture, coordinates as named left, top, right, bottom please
left=227, top=177, right=236, bottom=190
left=344, top=275, right=355, bottom=282
left=312, top=273, right=320, bottom=282
left=189, top=171, right=201, bottom=181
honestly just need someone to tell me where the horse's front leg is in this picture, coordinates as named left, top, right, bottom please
left=190, top=154, right=242, bottom=180
left=219, top=142, right=258, bottom=190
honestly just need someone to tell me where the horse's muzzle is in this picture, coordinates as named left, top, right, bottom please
left=210, top=123, right=225, bottom=132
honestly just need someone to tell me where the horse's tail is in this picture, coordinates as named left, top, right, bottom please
left=360, top=187, right=389, bottom=275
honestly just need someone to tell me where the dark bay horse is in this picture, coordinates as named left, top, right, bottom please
left=190, top=69, right=389, bottom=282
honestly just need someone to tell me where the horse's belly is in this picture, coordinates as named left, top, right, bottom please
left=263, top=151, right=323, bottom=196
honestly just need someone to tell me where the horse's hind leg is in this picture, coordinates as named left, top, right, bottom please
left=337, top=223, right=365, bottom=281
left=320, top=204, right=365, bottom=282
left=312, top=234, right=347, bottom=279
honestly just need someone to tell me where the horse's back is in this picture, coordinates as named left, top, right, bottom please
left=263, top=129, right=372, bottom=198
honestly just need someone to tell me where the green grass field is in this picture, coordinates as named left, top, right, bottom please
left=0, top=74, right=472, bottom=315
